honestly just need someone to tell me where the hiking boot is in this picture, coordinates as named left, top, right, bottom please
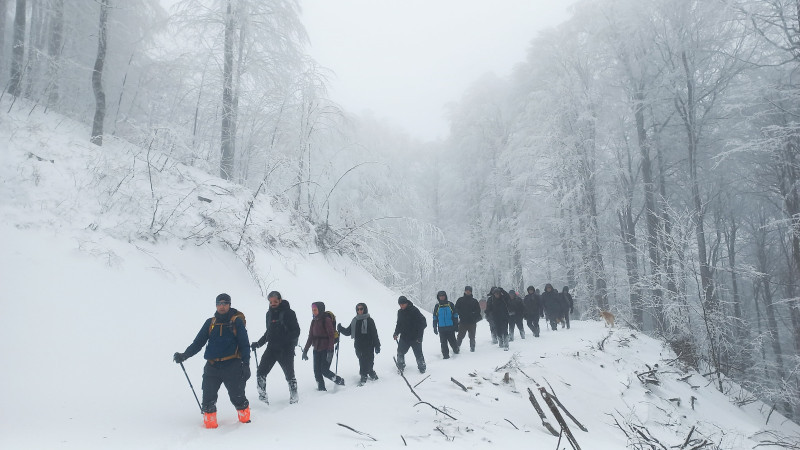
left=258, top=392, right=269, bottom=404
left=396, top=354, right=406, bottom=371
left=509, top=334, right=514, bottom=342
left=491, top=336, right=498, bottom=344
left=317, top=381, right=327, bottom=391
left=257, top=376, right=268, bottom=404
left=203, top=412, right=218, bottom=429
left=237, top=406, right=251, bottom=423
left=443, top=354, right=450, bottom=359
left=359, top=375, right=368, bottom=386
left=470, top=346, right=475, bottom=352
left=453, top=346, right=460, bottom=354
left=288, top=379, right=299, bottom=404
left=417, top=359, right=426, bottom=374
left=368, top=371, right=378, bottom=380
left=334, top=376, right=345, bottom=386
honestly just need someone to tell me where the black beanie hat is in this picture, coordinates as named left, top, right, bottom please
left=464, top=285, right=473, bottom=292
left=398, top=296, right=410, bottom=305
left=216, top=293, right=231, bottom=304
left=437, top=290, right=447, bottom=301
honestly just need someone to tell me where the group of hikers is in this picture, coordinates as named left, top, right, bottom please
left=172, top=284, right=575, bottom=428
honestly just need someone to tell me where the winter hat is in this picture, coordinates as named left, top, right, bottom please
left=312, top=301, right=326, bottom=315
left=436, top=290, right=448, bottom=301
left=216, top=293, right=231, bottom=304
left=527, top=285, right=535, bottom=293
left=398, top=296, right=410, bottom=305
left=563, top=286, right=570, bottom=293
left=509, top=290, right=517, bottom=296
left=464, top=286, right=473, bottom=293
left=355, top=303, right=369, bottom=314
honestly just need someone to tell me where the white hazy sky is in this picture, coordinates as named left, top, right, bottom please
left=301, top=0, right=577, bottom=141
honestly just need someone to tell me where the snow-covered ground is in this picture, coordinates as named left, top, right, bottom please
left=1, top=102, right=798, bottom=449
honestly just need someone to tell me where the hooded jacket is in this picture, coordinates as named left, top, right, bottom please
left=338, top=302, right=381, bottom=353
left=432, top=291, right=459, bottom=331
left=541, top=284, right=562, bottom=318
left=184, top=307, right=250, bottom=364
left=303, top=301, right=336, bottom=353
left=485, top=288, right=511, bottom=325
left=523, top=286, right=543, bottom=320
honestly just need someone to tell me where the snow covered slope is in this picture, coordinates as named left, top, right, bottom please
left=1, top=102, right=798, bottom=449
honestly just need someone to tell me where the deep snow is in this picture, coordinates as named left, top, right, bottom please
left=1, top=100, right=798, bottom=449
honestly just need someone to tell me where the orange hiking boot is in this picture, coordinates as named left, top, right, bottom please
left=203, top=412, right=218, bottom=429
left=237, top=406, right=251, bottom=423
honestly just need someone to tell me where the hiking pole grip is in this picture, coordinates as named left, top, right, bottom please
left=179, top=361, right=203, bottom=414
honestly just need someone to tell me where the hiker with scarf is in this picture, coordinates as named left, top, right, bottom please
left=337, top=302, right=381, bottom=385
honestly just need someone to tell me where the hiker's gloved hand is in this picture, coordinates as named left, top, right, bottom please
left=302, top=350, right=309, bottom=361
left=242, top=362, right=251, bottom=380
left=250, top=342, right=259, bottom=351
left=375, top=347, right=380, bottom=354
left=393, top=334, right=399, bottom=341
left=173, top=352, right=186, bottom=364
left=326, top=350, right=334, bottom=363
left=337, top=324, right=345, bottom=333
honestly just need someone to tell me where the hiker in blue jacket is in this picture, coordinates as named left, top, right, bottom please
left=173, top=293, right=251, bottom=428
left=433, top=290, right=460, bottom=359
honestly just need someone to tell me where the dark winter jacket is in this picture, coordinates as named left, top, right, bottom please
left=541, top=284, right=562, bottom=319
left=433, top=291, right=459, bottom=332
left=485, top=288, right=511, bottom=326
left=561, top=288, right=574, bottom=316
left=523, top=288, right=543, bottom=320
left=254, top=299, right=301, bottom=354
left=455, top=294, right=482, bottom=324
left=303, top=301, right=336, bottom=353
left=394, top=301, right=427, bottom=342
left=183, top=308, right=250, bottom=364
left=338, top=303, right=381, bottom=353
left=508, top=291, right=525, bottom=318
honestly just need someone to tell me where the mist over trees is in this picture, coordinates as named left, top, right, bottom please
left=0, top=0, right=798, bottom=421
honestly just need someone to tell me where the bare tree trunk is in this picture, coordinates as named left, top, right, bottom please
left=0, top=0, right=7, bottom=73
left=219, top=0, right=235, bottom=180
left=8, top=0, right=25, bottom=97
left=46, top=0, right=63, bottom=106
left=754, top=213, right=788, bottom=386
left=723, top=214, right=744, bottom=340
left=90, top=0, right=108, bottom=146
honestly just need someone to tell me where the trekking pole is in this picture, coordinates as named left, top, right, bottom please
left=334, top=342, right=340, bottom=376
left=252, top=348, right=259, bottom=371
left=179, top=361, right=203, bottom=414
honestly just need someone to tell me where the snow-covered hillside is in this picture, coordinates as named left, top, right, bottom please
left=1, top=103, right=798, bottom=449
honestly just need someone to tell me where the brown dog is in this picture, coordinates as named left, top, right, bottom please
left=600, top=311, right=615, bottom=328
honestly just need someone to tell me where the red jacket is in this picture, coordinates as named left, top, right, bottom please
left=303, top=314, right=335, bottom=352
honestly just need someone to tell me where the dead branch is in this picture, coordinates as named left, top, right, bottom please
left=451, top=377, right=468, bottom=392
left=680, top=426, right=696, bottom=449
left=336, top=422, right=377, bottom=441
left=415, top=402, right=457, bottom=420
left=526, top=387, right=559, bottom=436
left=540, top=387, right=581, bottom=450
left=413, top=374, right=430, bottom=388
left=394, top=357, right=422, bottom=402
left=27, top=151, right=54, bottom=163
left=504, top=418, right=519, bottom=430
left=542, top=377, right=588, bottom=432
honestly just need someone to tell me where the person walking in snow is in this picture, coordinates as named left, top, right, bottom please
left=393, top=296, right=427, bottom=373
left=173, top=293, right=251, bottom=428
left=250, top=290, right=301, bottom=405
left=433, top=290, right=460, bottom=358
left=486, top=287, right=511, bottom=350
left=523, top=285, right=543, bottom=337
left=455, top=286, right=482, bottom=352
left=541, top=284, right=562, bottom=331
left=338, top=302, right=381, bottom=385
left=508, top=289, right=526, bottom=340
left=561, top=286, right=574, bottom=329
left=484, top=287, right=498, bottom=344
left=302, top=302, right=344, bottom=391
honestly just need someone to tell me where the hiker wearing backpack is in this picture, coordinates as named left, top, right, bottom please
left=393, top=296, right=427, bottom=373
left=433, top=290, right=460, bottom=359
left=250, top=290, right=301, bottom=405
left=173, top=293, right=251, bottom=429
left=302, top=302, right=345, bottom=391
left=338, top=302, right=381, bottom=385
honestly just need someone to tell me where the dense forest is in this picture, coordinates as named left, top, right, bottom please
left=1, top=0, right=798, bottom=420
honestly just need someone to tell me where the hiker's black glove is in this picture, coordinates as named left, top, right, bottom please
left=326, top=350, right=334, bottom=363
left=375, top=347, right=380, bottom=354
left=173, top=352, right=186, bottom=363
left=242, top=362, right=251, bottom=380
left=302, top=350, right=309, bottom=361
left=250, top=342, right=259, bottom=351
left=337, top=324, right=345, bottom=333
